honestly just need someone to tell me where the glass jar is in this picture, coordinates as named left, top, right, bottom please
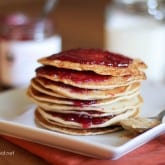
left=0, top=13, right=61, bottom=89
left=104, top=0, right=165, bottom=82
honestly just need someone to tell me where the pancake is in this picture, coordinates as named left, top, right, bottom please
left=31, top=78, right=66, bottom=98
left=27, top=48, right=147, bottom=135
left=120, top=117, right=160, bottom=133
left=36, top=107, right=139, bottom=129
left=37, top=108, right=126, bottom=117
left=38, top=48, right=147, bottom=76
left=36, top=66, right=146, bottom=90
left=29, top=95, right=143, bottom=113
left=33, top=77, right=141, bottom=100
left=35, top=109, right=122, bottom=135
left=28, top=85, right=140, bottom=106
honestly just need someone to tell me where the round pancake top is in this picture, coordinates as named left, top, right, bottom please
left=44, top=48, right=133, bottom=67
left=38, top=48, right=147, bottom=76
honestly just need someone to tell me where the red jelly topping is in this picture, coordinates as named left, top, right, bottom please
left=48, top=111, right=114, bottom=128
left=36, top=66, right=110, bottom=83
left=47, top=48, right=133, bottom=67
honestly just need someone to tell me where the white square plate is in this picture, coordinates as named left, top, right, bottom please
left=0, top=81, right=165, bottom=159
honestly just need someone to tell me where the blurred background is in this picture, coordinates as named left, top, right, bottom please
left=0, top=0, right=108, bottom=52
left=0, top=0, right=165, bottom=90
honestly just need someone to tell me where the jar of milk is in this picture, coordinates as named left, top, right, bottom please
left=0, top=13, right=61, bottom=88
left=105, top=0, right=165, bottom=82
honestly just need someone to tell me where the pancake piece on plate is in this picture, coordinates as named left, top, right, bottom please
left=27, top=48, right=147, bottom=135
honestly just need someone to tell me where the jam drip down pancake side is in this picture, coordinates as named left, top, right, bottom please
left=35, top=109, right=122, bottom=135
left=36, top=107, right=139, bottom=129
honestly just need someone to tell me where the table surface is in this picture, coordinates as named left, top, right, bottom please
left=0, top=137, right=48, bottom=165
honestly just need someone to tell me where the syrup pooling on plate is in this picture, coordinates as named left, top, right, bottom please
left=47, top=111, right=115, bottom=128
left=46, top=48, right=133, bottom=67
left=36, top=66, right=110, bottom=83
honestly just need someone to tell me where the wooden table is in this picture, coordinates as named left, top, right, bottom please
left=0, top=137, right=48, bottom=164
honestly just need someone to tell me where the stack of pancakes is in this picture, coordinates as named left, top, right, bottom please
left=27, top=48, right=147, bottom=135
